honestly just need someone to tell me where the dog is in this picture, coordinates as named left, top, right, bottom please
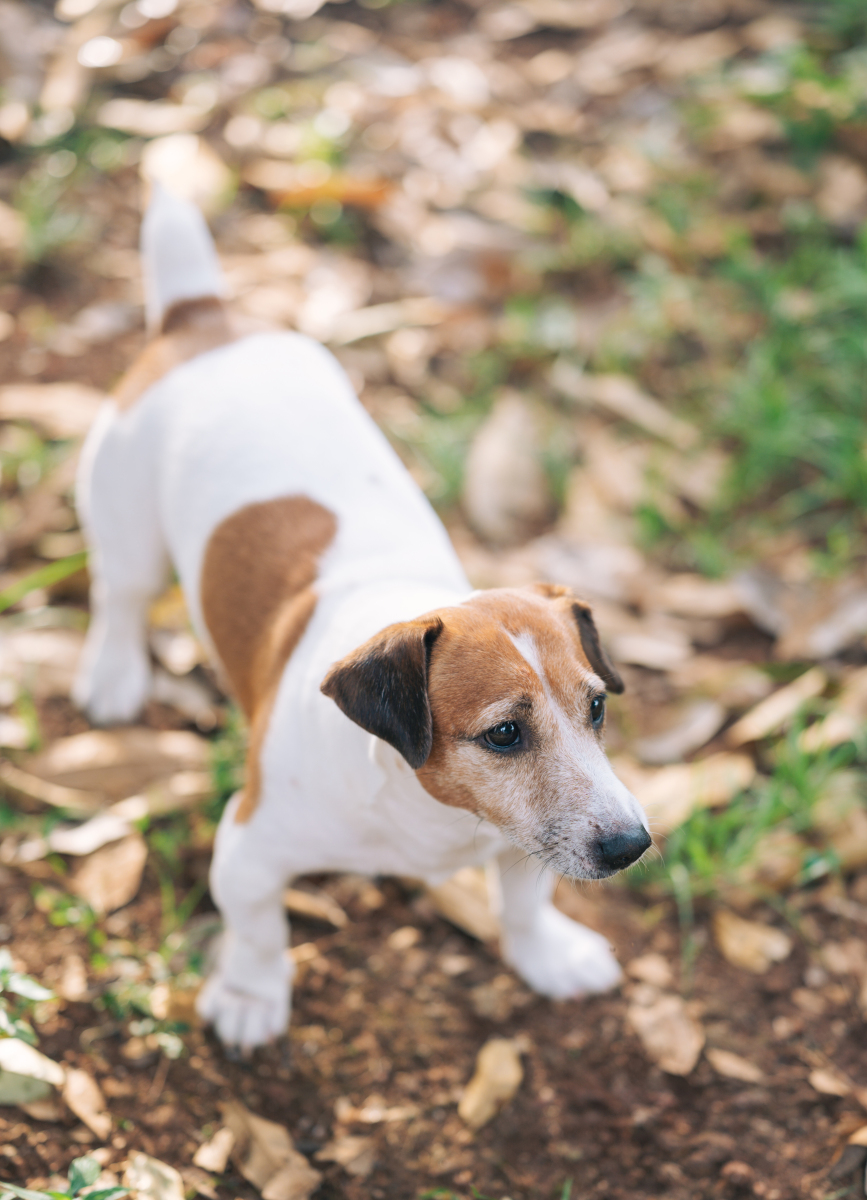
left=73, top=187, right=651, bottom=1051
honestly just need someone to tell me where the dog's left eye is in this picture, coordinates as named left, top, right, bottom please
left=484, top=721, right=520, bottom=749
left=589, top=695, right=606, bottom=728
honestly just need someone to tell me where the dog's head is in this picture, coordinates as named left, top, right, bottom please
left=321, top=584, right=650, bottom=879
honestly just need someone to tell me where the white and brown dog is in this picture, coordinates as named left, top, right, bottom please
left=74, top=188, right=651, bottom=1050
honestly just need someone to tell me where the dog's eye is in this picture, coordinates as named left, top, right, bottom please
left=484, top=721, right=520, bottom=749
left=590, top=695, right=606, bottom=728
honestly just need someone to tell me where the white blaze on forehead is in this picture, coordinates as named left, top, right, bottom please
left=507, top=631, right=604, bottom=698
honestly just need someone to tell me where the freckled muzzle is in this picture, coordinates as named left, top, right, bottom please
left=597, top=826, right=652, bottom=872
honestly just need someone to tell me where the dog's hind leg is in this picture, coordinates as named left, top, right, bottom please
left=196, top=793, right=293, bottom=1051
left=73, top=406, right=169, bottom=724
left=496, top=846, right=623, bottom=998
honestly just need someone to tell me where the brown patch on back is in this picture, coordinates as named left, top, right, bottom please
left=201, top=495, right=337, bottom=821
left=113, top=296, right=237, bottom=411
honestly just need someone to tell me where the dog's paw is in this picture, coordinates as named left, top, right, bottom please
left=196, top=971, right=290, bottom=1052
left=73, top=640, right=151, bottom=725
left=502, top=905, right=622, bottom=999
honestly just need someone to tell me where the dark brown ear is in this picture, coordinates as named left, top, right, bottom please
left=320, top=617, right=443, bottom=768
left=571, top=602, right=625, bottom=694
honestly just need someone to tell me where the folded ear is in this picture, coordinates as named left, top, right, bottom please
left=523, top=583, right=624, bottom=693
left=571, top=601, right=625, bottom=694
left=320, top=616, right=443, bottom=768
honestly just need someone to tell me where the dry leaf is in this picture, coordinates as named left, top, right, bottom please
left=124, top=1152, right=185, bottom=1200
left=0, top=383, right=105, bottom=438
left=634, top=700, right=726, bottom=765
left=333, top=1094, right=417, bottom=1124
left=98, top=98, right=211, bottom=136
left=463, top=392, right=555, bottom=545
left=713, top=910, right=792, bottom=974
left=619, top=752, right=755, bottom=832
left=726, top=667, right=827, bottom=746
left=812, top=774, right=867, bottom=872
left=705, top=1048, right=765, bottom=1083
left=284, top=888, right=348, bottom=928
left=849, top=1125, right=867, bottom=1146
left=809, top=1068, right=851, bottom=1098
left=193, top=1127, right=236, bottom=1173
left=551, top=360, right=697, bottom=450
left=0, top=627, right=84, bottom=702
left=26, top=728, right=209, bottom=801
left=58, top=954, right=88, bottom=1002
left=657, top=29, right=739, bottom=78
left=69, top=833, right=148, bottom=914
left=626, top=954, right=673, bottom=989
left=626, top=992, right=704, bottom=1076
left=650, top=574, right=745, bottom=620
left=427, top=867, right=500, bottom=942
left=223, top=1100, right=321, bottom=1200
left=330, top=297, right=447, bottom=346
left=0, top=1039, right=65, bottom=1107
left=802, top=667, right=867, bottom=751
left=316, top=1134, right=376, bottom=1177
left=63, top=1068, right=110, bottom=1140
left=458, top=1038, right=523, bottom=1129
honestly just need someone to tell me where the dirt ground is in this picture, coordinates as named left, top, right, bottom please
left=5, top=794, right=867, bottom=1200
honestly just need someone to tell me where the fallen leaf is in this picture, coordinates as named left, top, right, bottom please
left=330, top=297, right=448, bottom=346
left=0, top=761, right=97, bottom=816
left=626, top=954, right=673, bottom=989
left=809, top=1068, right=851, bottom=1098
left=705, top=1048, right=765, bottom=1083
left=657, top=29, right=739, bottom=78
left=25, top=728, right=209, bottom=801
left=20, top=1098, right=64, bottom=1121
left=626, top=992, right=704, bottom=1076
left=316, top=1134, right=376, bottom=1177
left=650, top=574, right=746, bottom=620
left=458, top=1038, right=523, bottom=1129
left=98, top=98, right=211, bottom=136
left=634, top=700, right=727, bottom=765
left=69, top=833, right=148, bottom=914
left=849, top=1125, right=867, bottom=1146
left=333, top=1094, right=417, bottom=1124
left=58, top=954, right=89, bottom=1002
left=193, top=1127, right=236, bottom=1173
left=427, top=867, right=500, bottom=942
left=0, top=1039, right=65, bottom=1106
left=801, top=667, right=867, bottom=751
left=124, top=1152, right=185, bottom=1200
left=470, top=974, right=528, bottom=1021
left=463, top=391, right=555, bottom=545
left=726, top=667, right=827, bottom=746
left=618, top=752, right=755, bottom=832
left=0, top=627, right=85, bottom=702
left=0, top=383, right=105, bottom=438
left=812, top=773, right=867, bottom=872
left=551, top=359, right=697, bottom=450
left=713, top=910, right=792, bottom=974
left=284, top=888, right=348, bottom=929
left=63, top=1068, right=110, bottom=1140
left=223, top=1100, right=321, bottom=1200
left=816, top=156, right=867, bottom=229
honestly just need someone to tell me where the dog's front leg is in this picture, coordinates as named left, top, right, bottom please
left=196, top=795, right=292, bottom=1052
left=496, top=846, right=623, bottom=998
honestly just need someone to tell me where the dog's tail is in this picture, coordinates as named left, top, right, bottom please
left=141, top=184, right=225, bottom=332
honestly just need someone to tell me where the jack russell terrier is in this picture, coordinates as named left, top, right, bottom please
left=74, top=187, right=651, bottom=1051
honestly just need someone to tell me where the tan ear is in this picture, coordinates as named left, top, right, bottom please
left=320, top=616, right=443, bottom=768
left=524, top=583, right=625, bottom=694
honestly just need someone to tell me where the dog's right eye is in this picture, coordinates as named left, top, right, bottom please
left=484, top=721, right=520, bottom=749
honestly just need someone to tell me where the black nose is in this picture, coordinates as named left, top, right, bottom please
left=598, top=826, right=652, bottom=871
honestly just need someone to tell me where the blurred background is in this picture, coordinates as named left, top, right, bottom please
left=0, top=1, right=867, bottom=1198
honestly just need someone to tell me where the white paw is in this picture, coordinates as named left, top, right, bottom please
left=196, top=969, right=290, bottom=1051
left=73, top=639, right=151, bottom=724
left=502, top=905, right=623, bottom=999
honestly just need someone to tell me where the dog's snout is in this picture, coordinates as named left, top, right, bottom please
left=598, top=826, right=651, bottom=871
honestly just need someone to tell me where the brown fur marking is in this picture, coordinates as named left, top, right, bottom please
left=113, top=297, right=237, bottom=411
left=201, top=496, right=337, bottom=822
